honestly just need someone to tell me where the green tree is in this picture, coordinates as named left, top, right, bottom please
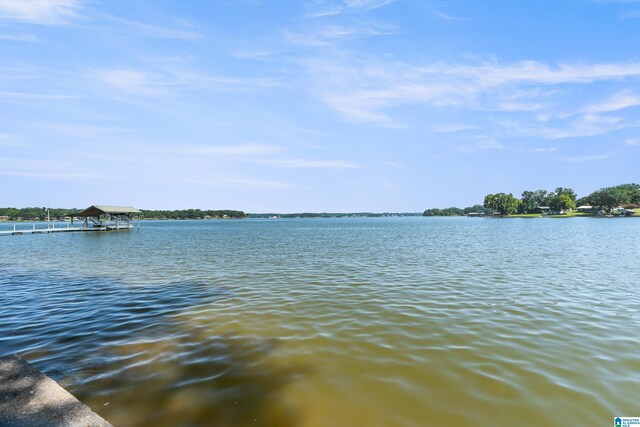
left=484, top=193, right=518, bottom=215
left=590, top=188, right=624, bottom=213
left=520, top=191, right=538, bottom=213
left=549, top=193, right=576, bottom=211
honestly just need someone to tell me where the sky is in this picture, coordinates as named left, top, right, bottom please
left=0, top=0, right=639, bottom=212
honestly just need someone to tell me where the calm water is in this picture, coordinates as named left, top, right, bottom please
left=1, top=217, right=639, bottom=426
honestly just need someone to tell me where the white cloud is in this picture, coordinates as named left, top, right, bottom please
left=583, top=91, right=640, bottom=113
left=624, top=139, right=639, bottom=146
left=344, top=0, right=395, bottom=11
left=302, top=57, right=640, bottom=128
left=181, top=177, right=295, bottom=190
left=0, top=91, right=72, bottom=103
left=432, top=10, right=467, bottom=21
left=284, top=30, right=331, bottom=47
left=475, top=137, right=504, bottom=150
left=495, top=102, right=547, bottom=112
left=0, top=157, right=92, bottom=179
left=0, top=32, right=38, bottom=41
left=533, top=147, right=558, bottom=153
left=432, top=124, right=480, bottom=133
left=306, top=0, right=395, bottom=17
left=384, top=161, right=403, bottom=168
left=0, top=0, right=79, bottom=25
left=94, top=69, right=158, bottom=94
left=501, top=114, right=636, bottom=139
left=92, top=66, right=279, bottom=98
left=108, top=17, right=202, bottom=40
left=560, top=154, right=612, bottom=162
left=184, top=144, right=283, bottom=156
left=253, top=158, right=360, bottom=168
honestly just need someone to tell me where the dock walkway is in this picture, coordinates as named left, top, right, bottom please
left=0, top=355, right=112, bottom=427
left=0, top=224, right=133, bottom=236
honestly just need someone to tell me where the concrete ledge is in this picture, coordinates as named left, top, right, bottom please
left=0, top=355, right=112, bottom=427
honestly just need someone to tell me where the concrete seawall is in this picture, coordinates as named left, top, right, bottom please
left=0, top=355, right=112, bottom=427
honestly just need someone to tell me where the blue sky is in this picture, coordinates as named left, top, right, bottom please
left=1, top=0, right=639, bottom=212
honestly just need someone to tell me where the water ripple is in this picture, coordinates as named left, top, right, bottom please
left=1, top=217, right=640, bottom=426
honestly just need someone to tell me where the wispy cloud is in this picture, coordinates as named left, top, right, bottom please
left=92, top=66, right=280, bottom=97
left=495, top=102, right=547, bottom=112
left=0, top=157, right=92, bottom=179
left=302, top=57, right=640, bottom=128
left=583, top=91, right=640, bottom=113
left=344, top=0, right=396, bottom=11
left=180, top=177, right=295, bottom=190
left=384, top=161, right=404, bottom=168
left=432, top=124, right=480, bottom=133
left=0, top=133, right=28, bottom=148
left=107, top=16, right=202, bottom=40
left=500, top=113, right=637, bottom=139
left=252, top=158, right=360, bottom=168
left=454, top=137, right=505, bottom=155
left=533, top=147, right=558, bottom=153
left=560, top=154, right=612, bottom=162
left=284, top=22, right=393, bottom=47
left=93, top=68, right=160, bottom=95
left=0, top=32, right=38, bottom=42
left=0, top=0, right=79, bottom=25
left=180, top=143, right=358, bottom=169
left=183, top=144, right=283, bottom=156
left=306, top=0, right=396, bottom=17
left=0, top=91, right=73, bottom=103
left=432, top=10, right=467, bottom=21
left=624, top=138, right=639, bottom=146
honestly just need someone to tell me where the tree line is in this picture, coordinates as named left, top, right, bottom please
left=422, top=205, right=491, bottom=217
left=423, top=183, right=640, bottom=216
left=139, top=209, right=246, bottom=220
left=248, top=212, right=422, bottom=218
left=0, top=207, right=246, bottom=221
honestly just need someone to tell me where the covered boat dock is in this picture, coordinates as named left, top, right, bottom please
left=77, top=205, right=141, bottom=231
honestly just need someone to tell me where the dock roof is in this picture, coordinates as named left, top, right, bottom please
left=78, top=205, right=141, bottom=217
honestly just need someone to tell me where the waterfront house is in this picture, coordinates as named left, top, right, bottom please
left=0, top=216, right=9, bottom=222
left=532, top=206, right=550, bottom=214
left=577, top=205, right=597, bottom=213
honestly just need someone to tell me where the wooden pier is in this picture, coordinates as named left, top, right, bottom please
left=0, top=223, right=134, bottom=236
left=0, top=205, right=140, bottom=237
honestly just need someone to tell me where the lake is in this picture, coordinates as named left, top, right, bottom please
left=1, top=217, right=639, bottom=426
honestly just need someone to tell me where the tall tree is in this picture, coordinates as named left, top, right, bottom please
left=484, top=193, right=519, bottom=215
left=549, top=193, right=576, bottom=211
left=520, top=191, right=538, bottom=213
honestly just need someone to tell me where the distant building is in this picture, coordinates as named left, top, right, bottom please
left=0, top=216, right=9, bottom=222
left=532, top=206, right=550, bottom=214
left=577, top=205, right=596, bottom=213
